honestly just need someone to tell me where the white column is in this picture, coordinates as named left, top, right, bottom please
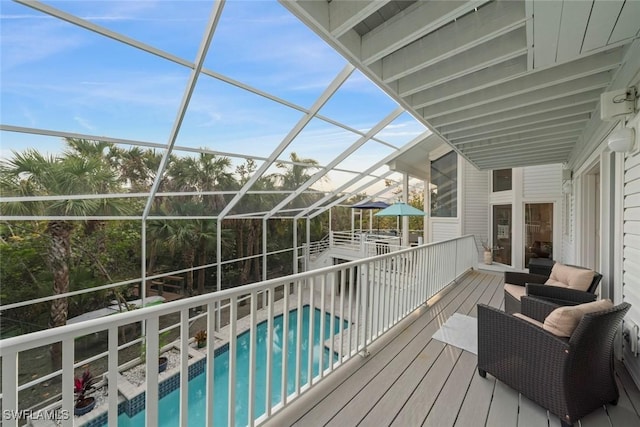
left=403, top=173, right=409, bottom=246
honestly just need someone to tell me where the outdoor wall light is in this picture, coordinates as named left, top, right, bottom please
left=607, top=127, right=636, bottom=153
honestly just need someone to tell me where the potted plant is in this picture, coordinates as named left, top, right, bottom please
left=481, top=240, right=492, bottom=265
left=195, top=329, right=207, bottom=348
left=74, top=369, right=97, bottom=416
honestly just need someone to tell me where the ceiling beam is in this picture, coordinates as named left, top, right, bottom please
left=468, top=142, right=575, bottom=161
left=377, top=0, right=526, bottom=82
left=417, top=47, right=623, bottom=113
left=436, top=90, right=601, bottom=133
left=404, top=56, right=527, bottom=102
left=398, top=28, right=527, bottom=97
left=450, top=115, right=590, bottom=145
left=474, top=155, right=569, bottom=170
left=424, top=71, right=611, bottom=123
left=462, top=136, right=578, bottom=155
left=361, top=0, right=489, bottom=65
left=329, top=0, right=389, bottom=38
left=444, top=105, right=595, bottom=140
left=474, top=148, right=572, bottom=164
left=453, top=125, right=584, bottom=149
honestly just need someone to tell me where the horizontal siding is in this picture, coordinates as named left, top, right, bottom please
left=523, top=164, right=562, bottom=198
left=462, top=162, right=489, bottom=259
left=623, top=141, right=640, bottom=390
left=431, top=220, right=459, bottom=242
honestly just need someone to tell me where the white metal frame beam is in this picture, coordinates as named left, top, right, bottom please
left=264, top=106, right=404, bottom=219
left=217, top=64, right=355, bottom=220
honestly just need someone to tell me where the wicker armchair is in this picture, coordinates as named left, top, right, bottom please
left=477, top=301, right=630, bottom=427
left=504, top=267, right=602, bottom=314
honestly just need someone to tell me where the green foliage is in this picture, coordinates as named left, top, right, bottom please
left=0, top=140, right=338, bottom=333
left=140, top=330, right=171, bottom=361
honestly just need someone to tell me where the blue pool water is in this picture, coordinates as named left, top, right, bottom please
left=115, top=306, right=347, bottom=426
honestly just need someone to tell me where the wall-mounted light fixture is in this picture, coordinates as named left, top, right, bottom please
left=607, top=127, right=636, bottom=153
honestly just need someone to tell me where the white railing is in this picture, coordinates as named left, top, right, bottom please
left=0, top=235, right=476, bottom=427
left=329, top=230, right=401, bottom=257
left=307, top=234, right=330, bottom=259
left=330, top=230, right=362, bottom=251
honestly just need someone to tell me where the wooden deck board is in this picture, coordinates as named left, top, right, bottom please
left=454, top=368, right=496, bottom=426
left=295, top=271, right=488, bottom=425
left=263, top=269, right=640, bottom=427
left=390, top=346, right=463, bottom=427
left=517, top=395, right=552, bottom=426
left=486, top=381, right=519, bottom=426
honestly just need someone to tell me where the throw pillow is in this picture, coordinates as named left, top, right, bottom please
left=543, top=299, right=613, bottom=337
left=545, top=263, right=594, bottom=291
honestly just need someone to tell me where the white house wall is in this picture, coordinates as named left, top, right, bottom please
left=461, top=158, right=489, bottom=260
left=430, top=218, right=459, bottom=242
left=523, top=164, right=562, bottom=198
left=622, top=109, right=640, bottom=386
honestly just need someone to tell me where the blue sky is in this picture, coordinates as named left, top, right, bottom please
left=0, top=0, right=426, bottom=194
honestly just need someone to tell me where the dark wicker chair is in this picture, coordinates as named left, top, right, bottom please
left=504, top=267, right=602, bottom=314
left=477, top=301, right=630, bottom=427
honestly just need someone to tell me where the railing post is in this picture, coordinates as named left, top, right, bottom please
left=360, top=263, right=370, bottom=357
left=62, top=338, right=74, bottom=427
left=2, top=349, right=18, bottom=427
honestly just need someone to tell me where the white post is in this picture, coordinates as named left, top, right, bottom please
left=403, top=173, right=410, bottom=246
left=293, top=218, right=298, bottom=274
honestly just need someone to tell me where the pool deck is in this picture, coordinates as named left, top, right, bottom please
left=263, top=270, right=640, bottom=427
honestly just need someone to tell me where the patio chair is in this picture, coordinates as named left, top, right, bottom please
left=503, top=262, right=602, bottom=314
left=477, top=299, right=631, bottom=427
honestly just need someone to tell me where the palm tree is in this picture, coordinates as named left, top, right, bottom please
left=274, top=152, right=320, bottom=190
left=0, top=147, right=126, bottom=367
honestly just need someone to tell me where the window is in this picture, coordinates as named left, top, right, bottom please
left=430, top=151, right=457, bottom=217
left=492, top=169, right=512, bottom=192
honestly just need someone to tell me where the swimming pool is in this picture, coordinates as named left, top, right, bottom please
left=114, top=306, right=347, bottom=426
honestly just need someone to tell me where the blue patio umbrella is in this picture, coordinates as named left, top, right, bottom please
left=375, top=202, right=426, bottom=245
left=374, top=202, right=426, bottom=217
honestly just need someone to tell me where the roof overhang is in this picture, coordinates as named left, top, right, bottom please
left=281, top=0, right=640, bottom=171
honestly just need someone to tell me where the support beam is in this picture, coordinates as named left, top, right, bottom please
left=446, top=110, right=594, bottom=141
left=437, top=90, right=600, bottom=134
left=377, top=1, right=526, bottom=82
left=361, top=0, right=489, bottom=65
left=264, top=107, right=403, bottom=219
left=422, top=71, right=612, bottom=120
left=295, top=131, right=436, bottom=218
left=330, top=0, right=389, bottom=38
left=217, top=64, right=355, bottom=220
left=450, top=116, right=590, bottom=146
left=398, top=28, right=527, bottom=97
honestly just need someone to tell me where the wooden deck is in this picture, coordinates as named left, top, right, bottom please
left=264, top=270, right=640, bottom=427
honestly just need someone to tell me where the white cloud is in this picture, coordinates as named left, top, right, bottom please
left=73, top=116, right=95, bottom=131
